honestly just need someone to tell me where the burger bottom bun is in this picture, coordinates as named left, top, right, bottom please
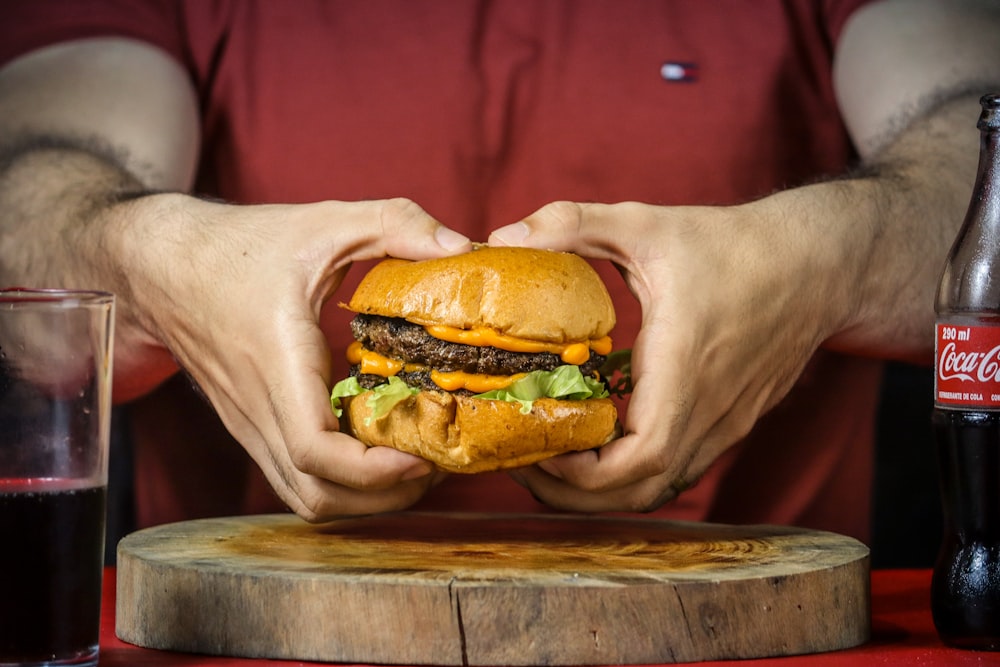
left=340, top=391, right=618, bottom=474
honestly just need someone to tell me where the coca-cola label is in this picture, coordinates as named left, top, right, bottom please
left=936, top=323, right=1000, bottom=408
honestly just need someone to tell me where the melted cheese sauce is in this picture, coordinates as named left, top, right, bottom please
left=425, top=324, right=611, bottom=364
left=346, top=325, right=611, bottom=392
left=430, top=370, right=527, bottom=393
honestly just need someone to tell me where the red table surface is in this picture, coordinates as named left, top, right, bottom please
left=98, top=568, right=1000, bottom=666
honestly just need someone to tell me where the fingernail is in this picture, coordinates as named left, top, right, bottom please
left=537, top=459, right=564, bottom=479
left=435, top=226, right=471, bottom=251
left=489, top=221, right=529, bottom=246
left=402, top=462, right=433, bottom=481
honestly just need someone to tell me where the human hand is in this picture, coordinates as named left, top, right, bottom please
left=113, top=194, right=470, bottom=520
left=488, top=199, right=847, bottom=512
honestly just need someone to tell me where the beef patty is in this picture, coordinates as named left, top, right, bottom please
left=349, top=314, right=607, bottom=392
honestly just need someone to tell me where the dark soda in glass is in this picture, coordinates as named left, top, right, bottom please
left=0, top=481, right=106, bottom=665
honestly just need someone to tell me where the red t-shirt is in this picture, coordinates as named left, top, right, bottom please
left=0, top=0, right=879, bottom=542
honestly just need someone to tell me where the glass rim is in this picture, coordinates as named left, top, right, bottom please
left=0, top=287, right=114, bottom=306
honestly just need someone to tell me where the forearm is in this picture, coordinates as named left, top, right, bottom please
left=0, top=140, right=137, bottom=285
left=0, top=37, right=203, bottom=399
left=833, top=93, right=981, bottom=361
left=805, top=0, right=1000, bottom=363
left=737, top=93, right=981, bottom=365
left=0, top=144, right=182, bottom=399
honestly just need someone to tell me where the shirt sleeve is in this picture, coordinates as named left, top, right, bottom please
left=823, top=0, right=879, bottom=45
left=0, top=0, right=186, bottom=68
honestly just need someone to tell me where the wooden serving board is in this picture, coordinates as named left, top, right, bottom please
left=116, top=512, right=870, bottom=665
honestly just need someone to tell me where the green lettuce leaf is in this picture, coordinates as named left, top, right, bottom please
left=330, top=376, right=363, bottom=418
left=330, top=375, right=419, bottom=425
left=364, top=376, right=419, bottom=423
left=331, top=365, right=608, bottom=423
left=474, top=365, right=609, bottom=414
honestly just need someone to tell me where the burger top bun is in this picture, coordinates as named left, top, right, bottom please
left=347, top=246, right=615, bottom=343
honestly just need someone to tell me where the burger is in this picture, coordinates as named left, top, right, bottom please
left=329, top=246, right=621, bottom=473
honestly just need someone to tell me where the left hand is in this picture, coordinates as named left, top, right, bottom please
left=488, top=198, right=846, bottom=512
left=114, top=193, right=469, bottom=520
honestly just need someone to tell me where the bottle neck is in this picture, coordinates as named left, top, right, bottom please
left=969, top=126, right=1000, bottom=227
left=975, top=93, right=1000, bottom=222
left=935, top=95, right=1000, bottom=315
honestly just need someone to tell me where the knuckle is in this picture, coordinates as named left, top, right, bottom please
left=542, top=200, right=584, bottom=230
left=629, top=486, right=672, bottom=514
left=379, top=197, right=425, bottom=228
left=292, top=501, right=323, bottom=523
left=639, top=494, right=670, bottom=513
left=285, top=438, right=318, bottom=474
left=624, top=467, right=675, bottom=513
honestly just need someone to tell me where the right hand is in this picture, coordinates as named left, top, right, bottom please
left=106, top=193, right=470, bottom=520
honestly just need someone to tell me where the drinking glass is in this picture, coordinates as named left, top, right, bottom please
left=0, top=289, right=115, bottom=667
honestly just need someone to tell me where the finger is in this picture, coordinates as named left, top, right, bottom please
left=224, top=382, right=437, bottom=521
left=199, top=310, right=434, bottom=521
left=274, top=454, right=440, bottom=522
left=511, top=447, right=681, bottom=514
left=227, top=381, right=438, bottom=521
left=282, top=406, right=435, bottom=490
left=488, top=200, right=646, bottom=264
left=539, top=304, right=693, bottom=480
left=265, top=318, right=436, bottom=490
left=348, top=197, right=472, bottom=262
left=513, top=409, right=729, bottom=515
left=509, top=313, right=704, bottom=515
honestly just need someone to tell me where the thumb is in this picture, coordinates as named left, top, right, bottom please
left=376, top=198, right=473, bottom=260
left=489, top=201, right=593, bottom=254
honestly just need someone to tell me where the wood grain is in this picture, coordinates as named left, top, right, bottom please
left=116, top=512, right=870, bottom=665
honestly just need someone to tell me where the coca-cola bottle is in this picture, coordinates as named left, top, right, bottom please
left=932, top=92, right=1000, bottom=651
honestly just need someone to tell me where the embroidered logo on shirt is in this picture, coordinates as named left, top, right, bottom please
left=660, top=61, right=698, bottom=83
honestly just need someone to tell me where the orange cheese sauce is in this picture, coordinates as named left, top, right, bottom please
left=347, top=341, right=418, bottom=377
left=424, top=324, right=611, bottom=364
left=345, top=325, right=611, bottom=393
left=430, top=370, right=527, bottom=393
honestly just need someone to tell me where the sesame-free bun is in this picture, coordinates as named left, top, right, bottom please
left=340, top=246, right=620, bottom=472
left=347, top=246, right=616, bottom=343
left=340, top=391, right=618, bottom=473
